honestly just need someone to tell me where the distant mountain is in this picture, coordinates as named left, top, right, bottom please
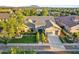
left=0, top=5, right=78, bottom=8
left=29, top=5, right=40, bottom=8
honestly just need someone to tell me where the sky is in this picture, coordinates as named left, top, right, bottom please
left=0, top=0, right=79, bottom=7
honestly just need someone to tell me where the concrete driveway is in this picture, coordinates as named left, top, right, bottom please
left=47, top=33, right=65, bottom=51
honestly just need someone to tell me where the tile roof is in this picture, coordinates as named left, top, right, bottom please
left=25, top=16, right=54, bottom=21
left=0, top=13, right=10, bottom=19
left=55, top=15, right=79, bottom=27
left=25, top=16, right=54, bottom=27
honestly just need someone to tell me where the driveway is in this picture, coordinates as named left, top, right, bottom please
left=47, top=33, right=65, bottom=51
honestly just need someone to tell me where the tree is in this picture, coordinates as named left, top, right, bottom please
left=15, top=10, right=25, bottom=24
left=0, top=21, right=6, bottom=32
left=36, top=32, right=40, bottom=43
left=41, top=32, right=45, bottom=43
left=10, top=47, right=20, bottom=54
left=73, top=32, right=79, bottom=39
left=30, top=8, right=36, bottom=16
left=41, top=8, right=48, bottom=16
left=0, top=17, right=17, bottom=45
left=0, top=13, right=29, bottom=45
left=23, top=8, right=30, bottom=16
left=73, top=33, right=77, bottom=38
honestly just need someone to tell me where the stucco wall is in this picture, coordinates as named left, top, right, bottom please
left=70, top=25, right=79, bottom=33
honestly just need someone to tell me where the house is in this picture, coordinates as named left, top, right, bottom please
left=0, top=13, right=10, bottom=21
left=0, top=9, right=12, bottom=21
left=25, top=16, right=61, bottom=35
left=25, top=16, right=54, bottom=31
left=45, top=20, right=61, bottom=36
left=70, top=25, right=79, bottom=33
left=55, top=16, right=79, bottom=33
left=36, top=8, right=42, bottom=15
left=25, top=19, right=35, bottom=32
left=50, top=12, right=60, bottom=16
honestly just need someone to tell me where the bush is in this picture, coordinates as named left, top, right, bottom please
left=36, top=32, right=40, bottom=43
left=41, top=32, right=45, bottom=43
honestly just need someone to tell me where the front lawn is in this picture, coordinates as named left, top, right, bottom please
left=9, top=36, right=37, bottom=43
left=0, top=35, right=37, bottom=43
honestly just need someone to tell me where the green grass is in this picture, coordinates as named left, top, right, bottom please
left=0, top=36, right=37, bottom=43
left=9, top=36, right=37, bottom=43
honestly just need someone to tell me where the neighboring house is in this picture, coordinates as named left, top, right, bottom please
left=36, top=8, right=42, bottom=15
left=0, top=10, right=13, bottom=33
left=0, top=13, right=10, bottom=21
left=25, top=16, right=61, bottom=35
left=50, top=12, right=60, bottom=16
left=0, top=11, right=12, bottom=32
left=0, top=9, right=12, bottom=21
left=55, top=16, right=79, bottom=33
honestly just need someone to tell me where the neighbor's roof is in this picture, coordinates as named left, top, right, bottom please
left=0, top=13, right=10, bottom=19
left=55, top=15, right=79, bottom=27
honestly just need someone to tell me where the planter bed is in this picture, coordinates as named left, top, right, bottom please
left=59, top=36, right=73, bottom=43
left=23, top=32, right=36, bottom=35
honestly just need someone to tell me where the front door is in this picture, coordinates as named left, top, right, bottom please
left=55, top=30, right=59, bottom=35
